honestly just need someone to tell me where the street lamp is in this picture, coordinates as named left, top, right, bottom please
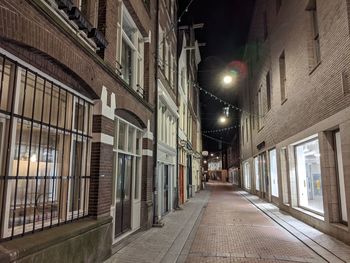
left=223, top=75, right=233, bottom=84
left=219, top=116, right=227, bottom=124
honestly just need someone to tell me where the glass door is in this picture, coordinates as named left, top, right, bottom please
left=259, top=153, right=268, bottom=199
left=163, top=165, right=169, bottom=214
left=115, top=153, right=132, bottom=237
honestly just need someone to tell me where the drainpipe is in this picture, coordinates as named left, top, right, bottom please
left=175, top=19, right=180, bottom=210
left=153, top=0, right=160, bottom=226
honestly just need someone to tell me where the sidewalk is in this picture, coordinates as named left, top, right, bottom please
left=241, top=190, right=350, bottom=262
left=106, top=189, right=210, bottom=263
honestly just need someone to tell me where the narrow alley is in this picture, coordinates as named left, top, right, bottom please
left=108, top=182, right=350, bottom=263
left=3, top=1, right=350, bottom=262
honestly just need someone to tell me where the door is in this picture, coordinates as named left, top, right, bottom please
left=115, top=154, right=132, bottom=237
left=187, top=156, right=192, bottom=198
left=179, top=166, right=184, bottom=204
left=163, top=165, right=169, bottom=214
left=260, top=153, right=268, bottom=199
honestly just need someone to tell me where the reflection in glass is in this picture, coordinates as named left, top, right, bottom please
left=295, top=139, right=323, bottom=214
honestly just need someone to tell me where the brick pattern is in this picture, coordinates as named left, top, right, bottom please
left=89, top=142, right=113, bottom=217
left=92, top=115, right=115, bottom=136
left=240, top=0, right=350, bottom=159
left=239, top=0, right=350, bottom=246
left=186, top=182, right=322, bottom=263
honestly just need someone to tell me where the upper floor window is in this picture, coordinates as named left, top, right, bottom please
left=306, top=0, right=321, bottom=70
left=279, top=51, right=287, bottom=102
left=258, top=87, right=264, bottom=129
left=120, top=6, right=145, bottom=97
left=266, top=71, right=272, bottom=110
left=263, top=11, right=268, bottom=40
left=276, top=0, right=282, bottom=14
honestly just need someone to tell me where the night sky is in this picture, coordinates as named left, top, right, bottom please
left=179, top=0, right=255, bottom=152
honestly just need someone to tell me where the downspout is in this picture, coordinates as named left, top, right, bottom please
left=153, top=0, right=160, bottom=226
left=175, top=18, right=180, bottom=209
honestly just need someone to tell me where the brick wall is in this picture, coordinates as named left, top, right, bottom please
left=240, top=0, right=350, bottom=160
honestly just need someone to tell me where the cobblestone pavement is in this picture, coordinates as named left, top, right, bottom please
left=184, top=182, right=348, bottom=263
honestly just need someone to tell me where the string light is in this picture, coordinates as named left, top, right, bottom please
left=195, top=83, right=263, bottom=117
left=203, top=125, right=240, bottom=134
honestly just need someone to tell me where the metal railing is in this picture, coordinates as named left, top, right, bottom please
left=0, top=53, right=92, bottom=240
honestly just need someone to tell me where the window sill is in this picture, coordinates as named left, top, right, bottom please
left=309, top=61, right=322, bottom=75
left=331, top=222, right=348, bottom=232
left=293, top=206, right=324, bottom=221
left=281, top=98, right=288, bottom=105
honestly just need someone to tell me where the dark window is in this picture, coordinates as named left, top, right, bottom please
left=276, top=0, right=282, bottom=14
left=263, top=11, right=268, bottom=40
left=306, top=0, right=321, bottom=69
left=266, top=71, right=272, bottom=110
left=279, top=51, right=286, bottom=102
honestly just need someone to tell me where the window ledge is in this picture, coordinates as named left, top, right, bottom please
left=293, top=206, right=324, bottom=221
left=309, top=61, right=322, bottom=75
left=0, top=216, right=112, bottom=262
left=281, top=98, right=288, bottom=105
left=331, top=222, right=348, bottom=232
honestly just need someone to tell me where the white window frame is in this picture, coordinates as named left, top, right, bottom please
left=120, top=5, right=145, bottom=97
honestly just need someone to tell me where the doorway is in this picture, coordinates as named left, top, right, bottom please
left=163, top=165, right=169, bottom=214
left=115, top=154, right=132, bottom=237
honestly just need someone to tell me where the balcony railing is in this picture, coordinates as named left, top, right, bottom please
left=43, top=0, right=108, bottom=50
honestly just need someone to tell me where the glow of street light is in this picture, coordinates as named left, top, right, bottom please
left=210, top=153, right=214, bottom=156
left=219, top=116, right=227, bottom=124
left=223, top=75, right=233, bottom=84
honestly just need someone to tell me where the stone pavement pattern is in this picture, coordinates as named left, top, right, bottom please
left=185, top=182, right=330, bottom=263
left=106, top=190, right=210, bottom=263
left=106, top=181, right=350, bottom=263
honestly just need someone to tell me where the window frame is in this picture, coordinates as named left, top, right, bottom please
left=0, top=51, right=92, bottom=239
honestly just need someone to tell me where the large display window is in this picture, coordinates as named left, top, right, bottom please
left=295, top=138, right=323, bottom=214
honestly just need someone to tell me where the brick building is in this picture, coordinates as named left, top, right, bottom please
left=154, top=0, right=178, bottom=223
left=177, top=24, right=202, bottom=203
left=239, top=0, right=350, bottom=244
left=0, top=0, right=157, bottom=261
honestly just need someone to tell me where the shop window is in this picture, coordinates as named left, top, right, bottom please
left=254, top=157, right=260, bottom=191
left=269, top=149, right=279, bottom=197
left=280, top=148, right=290, bottom=204
left=0, top=54, right=92, bottom=239
left=243, top=162, right=251, bottom=190
left=295, top=138, right=323, bottom=214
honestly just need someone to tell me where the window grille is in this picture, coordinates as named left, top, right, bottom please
left=0, top=53, right=92, bottom=240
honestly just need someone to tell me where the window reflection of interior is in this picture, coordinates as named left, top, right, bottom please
left=0, top=55, right=92, bottom=238
left=295, top=138, right=324, bottom=214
